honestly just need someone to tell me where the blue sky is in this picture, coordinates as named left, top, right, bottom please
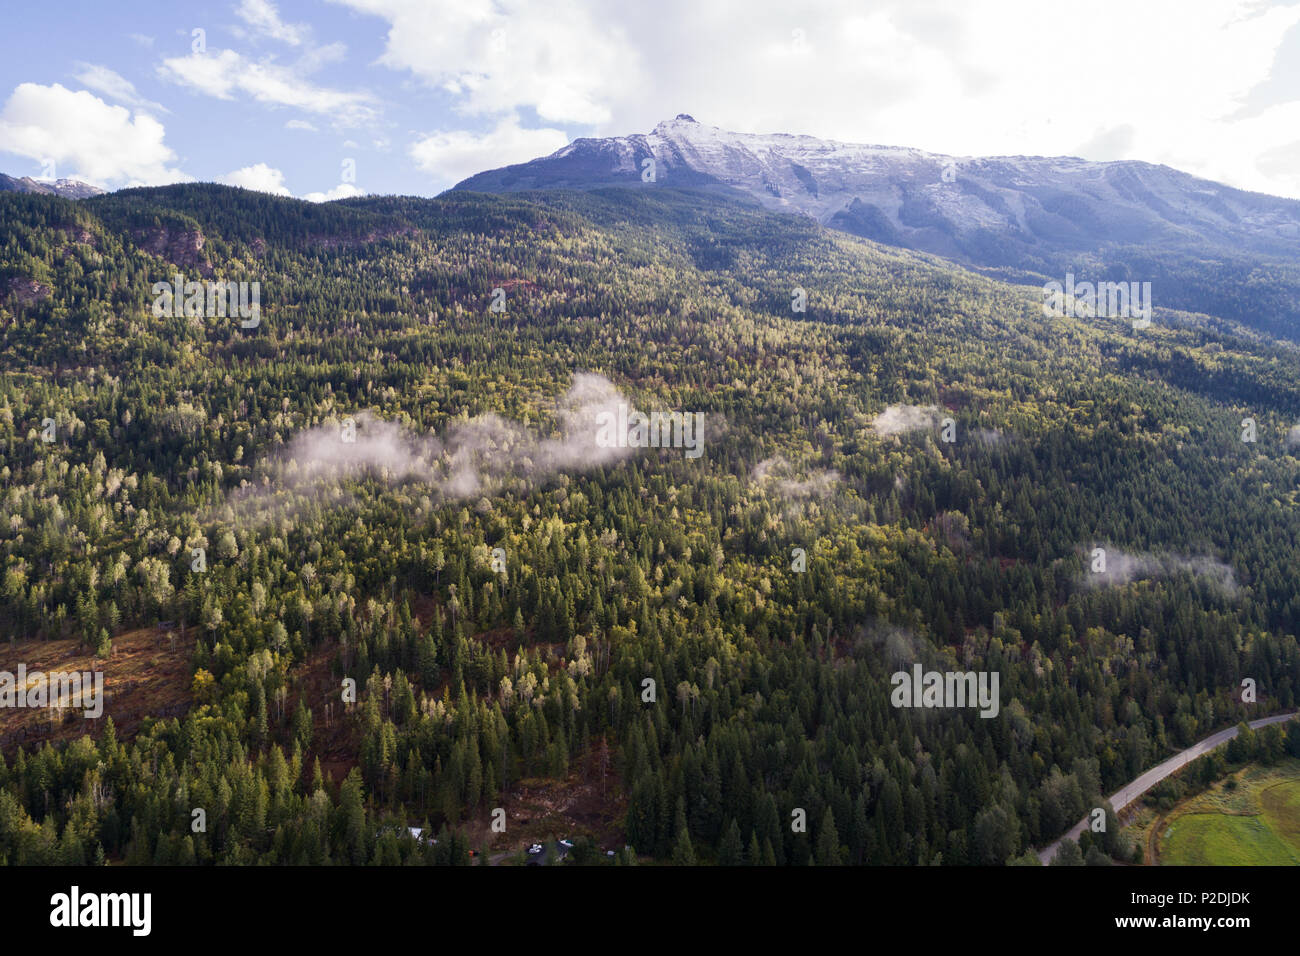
left=3, top=0, right=1300, bottom=199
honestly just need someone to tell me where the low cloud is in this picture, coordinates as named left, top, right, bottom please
left=751, top=455, right=839, bottom=500
left=224, top=373, right=639, bottom=523
left=1082, top=546, right=1239, bottom=596
left=970, top=427, right=1005, bottom=446
left=855, top=621, right=929, bottom=669
left=872, top=404, right=941, bottom=437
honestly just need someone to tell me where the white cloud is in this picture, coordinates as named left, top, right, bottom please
left=332, top=0, right=640, bottom=124
left=1082, top=547, right=1239, bottom=596
left=220, top=162, right=292, bottom=195
left=303, top=182, right=363, bottom=202
left=341, top=0, right=1300, bottom=199
left=751, top=456, right=839, bottom=500
left=0, top=82, right=188, bottom=188
left=872, top=404, right=942, bottom=437
left=16, top=1, right=1293, bottom=200
left=217, top=163, right=360, bottom=201
left=410, top=114, right=569, bottom=187
left=73, top=64, right=168, bottom=114
left=237, top=0, right=309, bottom=45
left=296, top=41, right=348, bottom=72
left=158, top=49, right=378, bottom=126
left=584, top=0, right=1300, bottom=198
left=285, top=118, right=318, bottom=131
left=224, top=373, right=637, bottom=523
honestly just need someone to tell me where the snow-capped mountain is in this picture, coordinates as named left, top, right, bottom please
left=455, top=115, right=1300, bottom=276
left=0, top=173, right=105, bottom=199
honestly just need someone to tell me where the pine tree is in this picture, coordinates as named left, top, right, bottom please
left=671, top=826, right=696, bottom=865
left=815, top=808, right=841, bottom=865
left=717, top=819, right=744, bottom=866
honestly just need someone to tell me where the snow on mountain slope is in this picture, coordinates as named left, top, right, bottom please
left=455, top=115, right=1300, bottom=272
left=0, top=173, right=106, bottom=199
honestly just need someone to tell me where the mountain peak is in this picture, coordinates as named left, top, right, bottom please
left=652, top=114, right=703, bottom=135
left=453, top=119, right=1300, bottom=272
left=0, top=172, right=105, bottom=199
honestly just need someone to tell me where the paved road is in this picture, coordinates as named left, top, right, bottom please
left=1036, top=711, right=1298, bottom=865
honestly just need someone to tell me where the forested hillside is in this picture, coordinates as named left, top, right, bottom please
left=1, top=183, right=1299, bottom=865
left=457, top=117, right=1300, bottom=344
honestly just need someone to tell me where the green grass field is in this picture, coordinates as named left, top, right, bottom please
left=1159, top=762, right=1300, bottom=866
